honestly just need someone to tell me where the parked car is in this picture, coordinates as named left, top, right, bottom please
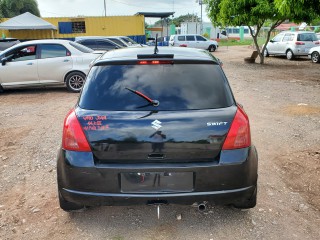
left=0, top=40, right=101, bottom=92
left=0, top=38, right=20, bottom=51
left=157, top=36, right=170, bottom=46
left=57, top=47, right=258, bottom=212
left=316, top=33, right=320, bottom=40
left=264, top=31, right=319, bottom=60
left=308, top=46, right=320, bottom=63
left=75, top=37, right=123, bottom=51
left=75, top=36, right=143, bottom=48
left=169, top=34, right=219, bottom=52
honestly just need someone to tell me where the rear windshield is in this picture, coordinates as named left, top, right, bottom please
left=79, top=63, right=234, bottom=111
left=297, top=33, right=318, bottom=41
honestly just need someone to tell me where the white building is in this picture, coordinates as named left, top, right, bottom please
left=180, top=22, right=253, bottom=39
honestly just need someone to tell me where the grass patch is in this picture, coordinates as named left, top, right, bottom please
left=218, top=38, right=267, bottom=47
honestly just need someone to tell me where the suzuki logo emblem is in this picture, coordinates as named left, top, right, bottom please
left=151, top=120, right=162, bottom=130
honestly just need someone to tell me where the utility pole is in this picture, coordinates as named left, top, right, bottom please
left=104, top=0, right=107, bottom=17
left=196, top=0, right=203, bottom=35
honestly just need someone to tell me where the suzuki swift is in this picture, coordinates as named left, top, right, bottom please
left=57, top=46, right=258, bottom=211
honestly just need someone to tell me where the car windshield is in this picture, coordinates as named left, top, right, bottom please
left=69, top=41, right=94, bottom=53
left=121, top=37, right=138, bottom=44
left=79, top=63, right=234, bottom=111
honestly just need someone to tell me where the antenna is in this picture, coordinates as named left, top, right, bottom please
left=154, top=33, right=159, bottom=54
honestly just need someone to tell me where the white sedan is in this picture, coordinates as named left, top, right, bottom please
left=308, top=46, right=320, bottom=63
left=0, top=39, right=101, bottom=92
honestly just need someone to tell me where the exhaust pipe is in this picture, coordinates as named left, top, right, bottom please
left=198, top=203, right=207, bottom=211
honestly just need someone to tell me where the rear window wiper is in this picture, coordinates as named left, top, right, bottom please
left=125, top=87, right=159, bottom=107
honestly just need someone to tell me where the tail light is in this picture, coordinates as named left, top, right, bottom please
left=62, top=109, right=91, bottom=152
left=295, top=41, right=305, bottom=45
left=315, top=41, right=320, bottom=45
left=222, top=106, right=251, bottom=150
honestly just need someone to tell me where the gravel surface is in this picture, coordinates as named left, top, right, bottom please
left=0, top=46, right=319, bottom=239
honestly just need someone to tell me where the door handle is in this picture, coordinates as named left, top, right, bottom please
left=63, top=59, right=70, bottom=62
left=26, top=62, right=33, bottom=65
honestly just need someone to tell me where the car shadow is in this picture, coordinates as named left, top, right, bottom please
left=66, top=204, right=252, bottom=238
left=1, top=86, right=72, bottom=95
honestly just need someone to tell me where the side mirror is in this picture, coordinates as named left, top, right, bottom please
left=270, top=40, right=274, bottom=43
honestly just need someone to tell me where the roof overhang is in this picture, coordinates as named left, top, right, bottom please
left=135, top=12, right=175, bottom=18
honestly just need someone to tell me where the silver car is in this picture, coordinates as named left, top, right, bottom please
left=0, top=39, right=101, bottom=92
left=264, top=31, right=319, bottom=60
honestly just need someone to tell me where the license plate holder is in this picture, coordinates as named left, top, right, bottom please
left=120, top=172, right=194, bottom=193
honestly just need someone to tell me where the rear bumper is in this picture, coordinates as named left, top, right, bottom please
left=60, top=185, right=256, bottom=206
left=57, top=147, right=258, bottom=206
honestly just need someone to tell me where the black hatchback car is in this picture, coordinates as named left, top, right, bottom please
left=57, top=47, right=258, bottom=211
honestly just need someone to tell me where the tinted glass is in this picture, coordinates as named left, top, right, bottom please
left=109, top=38, right=127, bottom=47
left=40, top=44, right=68, bottom=58
left=196, top=36, right=206, bottom=41
left=178, top=36, right=185, bottom=41
left=297, top=33, right=317, bottom=41
left=79, top=64, right=234, bottom=111
left=96, top=40, right=114, bottom=47
left=186, top=36, right=195, bottom=41
left=121, top=37, right=138, bottom=44
left=78, top=39, right=96, bottom=49
left=69, top=41, right=94, bottom=53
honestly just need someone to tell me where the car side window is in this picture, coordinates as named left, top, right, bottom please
left=96, top=40, right=115, bottom=49
left=78, top=40, right=96, bottom=49
left=282, top=33, right=294, bottom=42
left=40, top=44, right=70, bottom=59
left=5, top=45, right=37, bottom=62
left=196, top=36, right=207, bottom=41
left=272, top=34, right=283, bottom=42
left=186, top=36, right=195, bottom=41
left=177, top=36, right=185, bottom=41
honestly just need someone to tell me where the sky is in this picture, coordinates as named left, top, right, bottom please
left=36, top=0, right=211, bottom=24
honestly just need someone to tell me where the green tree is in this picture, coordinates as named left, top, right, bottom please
left=154, top=14, right=200, bottom=27
left=205, top=0, right=320, bottom=64
left=0, top=0, right=40, bottom=18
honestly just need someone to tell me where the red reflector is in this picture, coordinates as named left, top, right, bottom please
left=315, top=41, right=320, bottom=45
left=179, top=44, right=188, bottom=47
left=295, top=41, right=305, bottom=45
left=62, top=109, right=91, bottom=152
left=222, top=107, right=251, bottom=150
left=138, top=60, right=173, bottom=65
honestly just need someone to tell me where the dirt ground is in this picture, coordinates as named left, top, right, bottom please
left=0, top=46, right=319, bottom=240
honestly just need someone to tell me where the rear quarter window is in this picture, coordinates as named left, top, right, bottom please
left=79, top=63, right=234, bottom=111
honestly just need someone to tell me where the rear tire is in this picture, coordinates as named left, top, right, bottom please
left=311, top=51, right=320, bottom=63
left=208, top=45, right=216, bottom=52
left=65, top=72, right=86, bottom=92
left=233, top=186, right=257, bottom=209
left=58, top=190, right=85, bottom=212
left=286, top=50, right=294, bottom=60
